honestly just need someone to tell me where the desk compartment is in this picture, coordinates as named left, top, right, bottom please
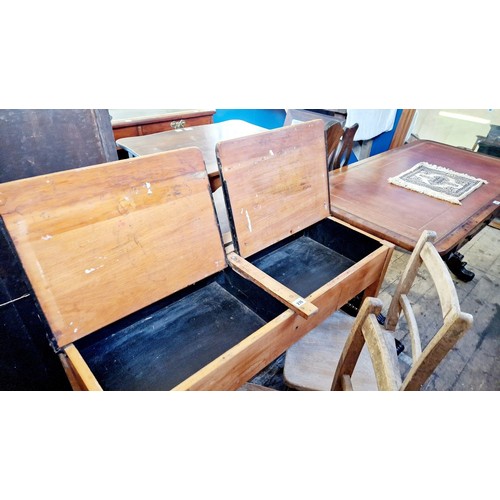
left=75, top=268, right=286, bottom=391
left=75, top=218, right=386, bottom=391
left=249, top=218, right=381, bottom=298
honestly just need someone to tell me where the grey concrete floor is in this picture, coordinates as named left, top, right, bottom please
left=250, top=224, right=500, bottom=391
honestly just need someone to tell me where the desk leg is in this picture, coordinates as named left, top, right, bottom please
left=444, top=251, right=475, bottom=282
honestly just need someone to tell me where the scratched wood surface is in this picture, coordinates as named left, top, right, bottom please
left=329, top=140, right=500, bottom=254
left=0, top=148, right=226, bottom=347
left=216, top=120, right=330, bottom=258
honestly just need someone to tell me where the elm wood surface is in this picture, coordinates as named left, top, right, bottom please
left=329, top=140, right=500, bottom=256
left=67, top=219, right=390, bottom=390
left=110, top=109, right=216, bottom=140
left=0, top=149, right=226, bottom=348
left=116, top=119, right=266, bottom=191
left=216, top=120, right=330, bottom=258
left=226, top=251, right=319, bottom=319
left=1, top=144, right=392, bottom=390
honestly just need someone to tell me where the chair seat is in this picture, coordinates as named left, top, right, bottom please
left=284, top=310, right=378, bottom=391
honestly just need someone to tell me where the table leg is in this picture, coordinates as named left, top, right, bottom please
left=444, top=251, right=475, bottom=282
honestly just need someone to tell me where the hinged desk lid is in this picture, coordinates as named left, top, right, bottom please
left=0, top=148, right=226, bottom=347
left=216, top=120, right=330, bottom=258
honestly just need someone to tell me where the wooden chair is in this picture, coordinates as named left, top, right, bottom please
left=284, top=230, right=473, bottom=391
left=328, top=123, right=359, bottom=171
left=326, top=122, right=344, bottom=170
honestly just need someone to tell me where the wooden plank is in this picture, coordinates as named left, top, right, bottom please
left=284, top=310, right=379, bottom=391
left=361, top=315, right=402, bottom=391
left=216, top=120, right=330, bottom=258
left=420, top=242, right=460, bottom=317
left=0, top=110, right=117, bottom=183
left=58, top=352, right=84, bottom=391
left=227, top=251, right=318, bottom=319
left=385, top=230, right=436, bottom=330
left=401, top=312, right=473, bottom=391
left=399, top=293, right=422, bottom=360
left=0, top=149, right=226, bottom=347
left=63, top=344, right=102, bottom=391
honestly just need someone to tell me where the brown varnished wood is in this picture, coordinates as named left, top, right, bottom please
left=63, top=344, right=102, bottom=390
left=330, top=123, right=359, bottom=170
left=0, top=149, right=226, bottom=347
left=389, top=109, right=416, bottom=149
left=111, top=109, right=216, bottom=141
left=216, top=120, right=330, bottom=258
left=116, top=119, right=266, bottom=177
left=326, top=122, right=344, bottom=170
left=330, top=140, right=500, bottom=254
left=227, top=251, right=318, bottom=319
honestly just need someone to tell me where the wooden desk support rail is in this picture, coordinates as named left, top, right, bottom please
left=227, top=252, right=318, bottom=319
left=63, top=344, right=102, bottom=391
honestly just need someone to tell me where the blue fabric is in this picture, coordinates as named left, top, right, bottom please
left=213, top=109, right=286, bottom=129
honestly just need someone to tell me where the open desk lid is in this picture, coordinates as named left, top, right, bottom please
left=0, top=148, right=227, bottom=347
left=216, top=119, right=330, bottom=259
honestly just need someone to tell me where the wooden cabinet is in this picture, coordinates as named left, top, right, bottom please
left=110, top=109, right=216, bottom=141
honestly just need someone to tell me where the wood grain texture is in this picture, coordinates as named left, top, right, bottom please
left=117, top=120, right=266, bottom=175
left=389, top=109, right=416, bottom=149
left=63, top=344, right=102, bottom=390
left=330, top=140, right=500, bottom=254
left=111, top=109, right=215, bottom=140
left=284, top=309, right=379, bottom=391
left=217, top=120, right=330, bottom=258
left=227, top=251, right=318, bottom=319
left=173, top=245, right=391, bottom=390
left=0, top=110, right=118, bottom=183
left=0, top=149, right=226, bottom=347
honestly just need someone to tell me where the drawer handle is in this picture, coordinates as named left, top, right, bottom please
left=170, top=119, right=186, bottom=129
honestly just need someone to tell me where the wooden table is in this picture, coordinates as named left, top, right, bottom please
left=110, top=109, right=216, bottom=141
left=329, top=140, right=500, bottom=280
left=116, top=119, right=266, bottom=191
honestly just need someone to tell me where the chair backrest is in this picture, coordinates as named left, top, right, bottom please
left=332, top=230, right=473, bottom=391
left=326, top=122, right=344, bottom=170
left=329, top=123, right=359, bottom=170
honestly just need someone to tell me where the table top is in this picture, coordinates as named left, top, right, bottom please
left=116, top=119, right=266, bottom=174
left=329, top=140, right=500, bottom=254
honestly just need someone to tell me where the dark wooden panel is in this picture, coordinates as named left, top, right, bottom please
left=0, top=109, right=118, bottom=389
left=0, top=221, right=70, bottom=390
left=0, top=109, right=117, bottom=182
